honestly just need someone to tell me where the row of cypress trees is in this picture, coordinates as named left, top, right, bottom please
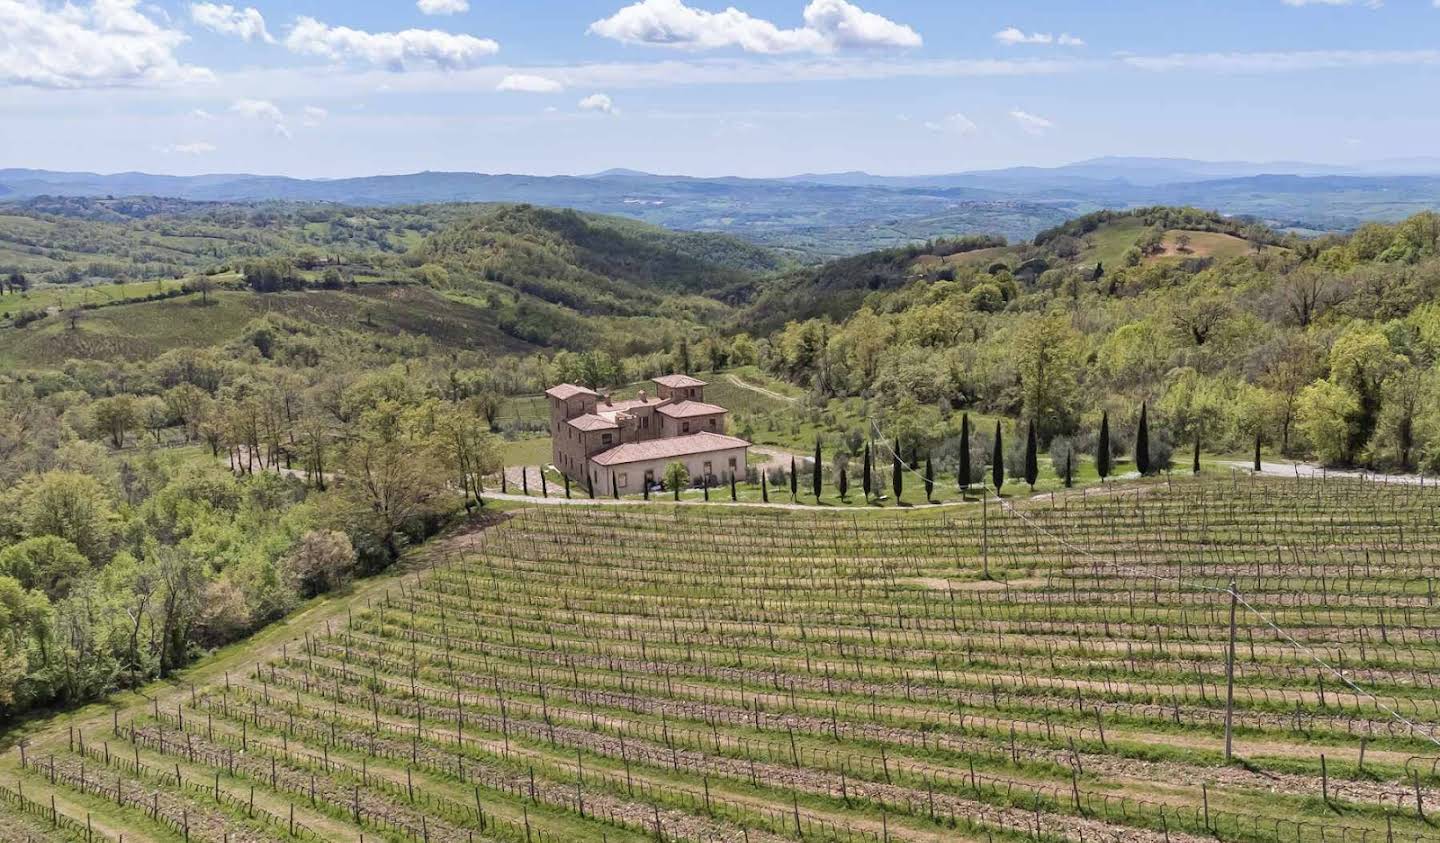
left=514, top=400, right=1211, bottom=506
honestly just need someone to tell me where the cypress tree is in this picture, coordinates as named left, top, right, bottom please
left=674, top=475, right=680, bottom=501
left=587, top=471, right=594, bottom=498
left=838, top=464, right=849, bottom=501
left=540, top=469, right=548, bottom=498
left=1254, top=431, right=1263, bottom=472
left=761, top=474, right=769, bottom=503
left=522, top=467, right=529, bottom=496
left=862, top=443, right=872, bottom=501
left=612, top=472, right=619, bottom=500
left=789, top=457, right=797, bottom=502
left=924, top=454, right=935, bottom=503
left=501, top=466, right=508, bottom=494
left=1097, top=411, right=1111, bottom=481
left=1135, top=402, right=1151, bottom=476
left=812, top=439, right=823, bottom=502
left=643, top=479, right=649, bottom=500
left=730, top=471, right=737, bottom=501
left=992, top=421, right=1004, bottom=496
left=564, top=474, right=571, bottom=499
left=1193, top=430, right=1202, bottom=475
left=958, top=413, right=971, bottom=494
left=892, top=447, right=903, bottom=503
left=703, top=474, right=709, bottom=501
left=1024, top=419, right=1039, bottom=491
left=1064, top=451, right=1073, bottom=488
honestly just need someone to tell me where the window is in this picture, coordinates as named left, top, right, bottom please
left=644, top=469, right=655, bottom=486
left=642, top=416, right=650, bottom=429
left=618, top=473, right=628, bottom=489
left=703, top=461, right=712, bottom=476
left=682, top=422, right=691, bottom=433
left=708, top=418, right=717, bottom=430
left=728, top=457, right=737, bottom=471
left=602, top=433, right=613, bottom=446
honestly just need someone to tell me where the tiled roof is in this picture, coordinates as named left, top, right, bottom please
left=590, top=432, right=749, bottom=467
left=652, top=374, right=707, bottom=389
left=656, top=400, right=728, bottom=419
left=545, top=383, right=598, bottom=401
left=566, top=413, right=618, bottom=432
left=598, top=397, right=656, bottom=414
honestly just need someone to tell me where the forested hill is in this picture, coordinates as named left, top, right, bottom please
left=750, top=205, right=1440, bottom=475
left=0, top=199, right=785, bottom=363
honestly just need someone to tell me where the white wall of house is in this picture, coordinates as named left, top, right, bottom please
left=589, top=446, right=748, bottom=496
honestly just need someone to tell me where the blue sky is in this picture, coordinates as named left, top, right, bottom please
left=3, top=0, right=1440, bottom=177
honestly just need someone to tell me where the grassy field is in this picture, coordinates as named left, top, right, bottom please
left=5, top=472, right=1440, bottom=842
left=0, top=285, right=534, bottom=368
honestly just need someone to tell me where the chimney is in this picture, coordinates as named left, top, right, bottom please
left=604, top=393, right=613, bottom=407
left=638, top=389, right=648, bottom=403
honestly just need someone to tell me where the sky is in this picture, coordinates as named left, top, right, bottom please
left=3, top=0, right=1440, bottom=178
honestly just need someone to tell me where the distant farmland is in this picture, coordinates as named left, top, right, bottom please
left=6, top=474, right=1440, bottom=843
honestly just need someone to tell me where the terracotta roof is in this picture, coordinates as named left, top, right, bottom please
left=656, top=400, right=728, bottom=419
left=652, top=374, right=707, bottom=389
left=545, top=383, right=598, bottom=401
left=598, top=397, right=656, bottom=414
left=566, top=413, right=618, bottom=432
left=590, top=432, right=749, bottom=467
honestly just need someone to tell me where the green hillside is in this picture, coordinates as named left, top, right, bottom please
left=0, top=201, right=787, bottom=364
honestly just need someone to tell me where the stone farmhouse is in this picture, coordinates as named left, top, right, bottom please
left=546, top=374, right=751, bottom=496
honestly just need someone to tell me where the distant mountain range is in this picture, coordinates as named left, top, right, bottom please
left=7, top=156, right=1440, bottom=257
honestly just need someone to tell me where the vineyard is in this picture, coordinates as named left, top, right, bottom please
left=6, top=473, right=1440, bottom=843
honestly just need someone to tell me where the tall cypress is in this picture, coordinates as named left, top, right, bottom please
left=991, top=421, right=1004, bottom=496
left=1254, top=431, right=1263, bottom=472
left=924, top=454, right=935, bottom=503
left=1135, top=402, right=1151, bottom=476
left=812, top=439, right=823, bottom=502
left=1097, top=411, right=1111, bottom=481
left=838, top=464, right=849, bottom=501
left=1024, top=419, right=1039, bottom=491
left=958, top=413, right=972, bottom=493
left=587, top=471, right=595, bottom=498
left=892, top=447, right=903, bottom=503
left=762, top=474, right=769, bottom=503
left=1064, top=451, right=1073, bottom=488
left=789, top=456, right=798, bottom=502
left=612, top=472, right=619, bottom=500
left=1193, top=430, right=1202, bottom=475
left=862, top=443, right=873, bottom=501
left=730, top=471, right=737, bottom=501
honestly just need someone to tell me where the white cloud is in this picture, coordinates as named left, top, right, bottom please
left=302, top=105, right=328, bottom=127
left=0, top=0, right=212, bottom=88
left=231, top=98, right=282, bottom=122
left=994, top=27, right=1084, bottom=47
left=190, top=3, right=273, bottom=43
left=588, top=0, right=920, bottom=54
left=497, top=73, right=564, bottom=92
left=923, top=112, right=977, bottom=136
left=230, top=97, right=291, bottom=136
left=190, top=108, right=217, bottom=120
left=1009, top=109, right=1053, bottom=134
left=417, top=0, right=469, bottom=14
left=284, top=17, right=500, bottom=70
left=579, top=92, right=617, bottom=114
left=160, top=141, right=217, bottom=155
